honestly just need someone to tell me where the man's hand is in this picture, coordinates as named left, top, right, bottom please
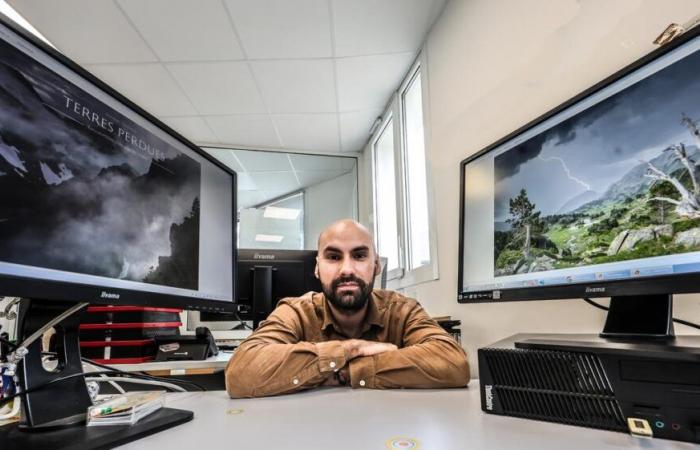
left=341, top=339, right=398, bottom=360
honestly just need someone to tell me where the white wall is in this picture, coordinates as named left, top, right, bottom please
left=304, top=169, right=359, bottom=249
left=392, top=0, right=700, bottom=377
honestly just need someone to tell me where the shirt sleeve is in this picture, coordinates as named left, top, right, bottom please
left=225, top=303, right=347, bottom=398
left=347, top=302, right=470, bottom=389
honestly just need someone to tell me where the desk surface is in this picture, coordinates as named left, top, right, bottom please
left=119, top=381, right=696, bottom=450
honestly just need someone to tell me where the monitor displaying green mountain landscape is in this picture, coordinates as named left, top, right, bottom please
left=493, top=46, right=700, bottom=277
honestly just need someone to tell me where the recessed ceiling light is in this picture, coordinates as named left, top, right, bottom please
left=264, top=206, right=301, bottom=220
left=255, top=234, right=284, bottom=243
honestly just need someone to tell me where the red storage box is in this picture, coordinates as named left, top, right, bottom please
left=80, top=339, right=157, bottom=364
left=79, top=305, right=182, bottom=363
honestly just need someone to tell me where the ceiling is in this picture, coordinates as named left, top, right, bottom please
left=7, top=0, right=446, bottom=154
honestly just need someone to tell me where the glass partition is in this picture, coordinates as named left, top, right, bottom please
left=204, top=147, right=358, bottom=250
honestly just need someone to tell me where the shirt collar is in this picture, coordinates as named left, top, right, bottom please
left=319, top=290, right=386, bottom=334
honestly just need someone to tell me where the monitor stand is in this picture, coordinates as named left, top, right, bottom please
left=0, top=299, right=193, bottom=449
left=251, top=265, right=275, bottom=329
left=600, top=294, right=674, bottom=340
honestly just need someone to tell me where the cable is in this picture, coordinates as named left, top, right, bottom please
left=0, top=368, right=199, bottom=408
left=582, top=297, right=609, bottom=312
left=0, top=370, right=125, bottom=408
left=41, top=355, right=205, bottom=393
left=673, top=317, right=700, bottom=331
left=82, top=360, right=125, bottom=394
left=582, top=297, right=700, bottom=331
left=81, top=358, right=205, bottom=392
left=85, top=377, right=186, bottom=392
left=41, top=353, right=204, bottom=393
left=234, top=311, right=254, bottom=330
left=0, top=357, right=205, bottom=408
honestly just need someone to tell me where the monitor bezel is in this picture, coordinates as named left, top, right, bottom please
left=0, top=13, right=237, bottom=313
left=458, top=25, right=700, bottom=304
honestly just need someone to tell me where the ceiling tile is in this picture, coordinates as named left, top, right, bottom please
left=331, top=0, right=445, bottom=57
left=288, top=153, right=356, bottom=171
left=232, top=149, right=293, bottom=172
left=117, top=0, right=244, bottom=62
left=339, top=108, right=383, bottom=151
left=7, top=0, right=157, bottom=64
left=251, top=59, right=337, bottom=113
left=203, top=148, right=246, bottom=173
left=205, top=115, right=281, bottom=148
left=336, top=53, right=415, bottom=112
left=225, top=0, right=332, bottom=59
left=167, top=62, right=266, bottom=114
left=272, top=114, right=340, bottom=152
left=84, top=64, right=197, bottom=117
left=160, top=116, right=218, bottom=144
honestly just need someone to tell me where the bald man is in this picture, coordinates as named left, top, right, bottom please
left=225, top=219, right=469, bottom=398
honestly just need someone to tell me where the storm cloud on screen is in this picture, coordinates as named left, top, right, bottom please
left=0, top=39, right=201, bottom=290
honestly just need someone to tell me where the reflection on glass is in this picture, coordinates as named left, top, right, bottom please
left=240, top=192, right=304, bottom=250
left=205, top=148, right=358, bottom=250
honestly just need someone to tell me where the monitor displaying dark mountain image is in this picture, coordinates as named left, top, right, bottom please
left=0, top=32, right=201, bottom=290
left=494, top=46, right=700, bottom=279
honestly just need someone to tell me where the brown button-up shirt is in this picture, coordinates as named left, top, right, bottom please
left=225, top=289, right=470, bottom=398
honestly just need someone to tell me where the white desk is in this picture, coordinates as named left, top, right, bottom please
left=119, top=381, right=696, bottom=450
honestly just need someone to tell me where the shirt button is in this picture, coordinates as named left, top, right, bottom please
left=293, top=379, right=299, bottom=385
left=359, top=380, right=366, bottom=387
left=329, top=361, right=336, bottom=369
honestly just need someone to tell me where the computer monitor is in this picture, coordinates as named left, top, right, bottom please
left=188, top=249, right=321, bottom=334
left=0, top=13, right=236, bottom=444
left=459, top=26, right=700, bottom=340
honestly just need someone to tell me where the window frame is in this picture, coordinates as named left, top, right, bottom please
left=371, top=110, right=404, bottom=281
left=370, top=55, right=439, bottom=289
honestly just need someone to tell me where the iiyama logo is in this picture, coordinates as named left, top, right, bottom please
left=100, top=291, right=120, bottom=300
left=254, top=253, right=275, bottom=260
left=585, top=287, right=606, bottom=293
left=485, top=385, right=494, bottom=411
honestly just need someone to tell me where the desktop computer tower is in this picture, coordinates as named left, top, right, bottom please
left=478, top=334, right=700, bottom=444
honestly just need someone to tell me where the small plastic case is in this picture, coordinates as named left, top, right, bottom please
left=86, top=391, right=165, bottom=427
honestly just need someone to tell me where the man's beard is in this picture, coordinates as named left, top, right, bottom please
left=323, top=274, right=374, bottom=312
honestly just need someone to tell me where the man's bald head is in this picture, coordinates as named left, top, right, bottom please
left=317, top=219, right=376, bottom=253
left=315, top=219, right=381, bottom=312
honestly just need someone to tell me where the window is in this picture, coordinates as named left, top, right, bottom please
left=370, top=59, right=438, bottom=287
left=402, top=71, right=430, bottom=270
left=372, top=117, right=401, bottom=277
